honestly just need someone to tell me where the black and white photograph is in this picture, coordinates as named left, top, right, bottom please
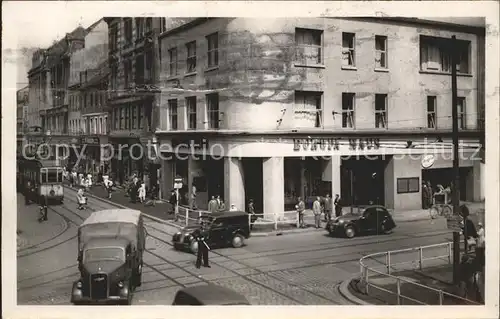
left=2, top=1, right=499, bottom=319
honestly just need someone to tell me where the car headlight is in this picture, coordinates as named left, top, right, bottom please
left=118, top=281, right=124, bottom=288
left=76, top=281, right=82, bottom=289
left=338, top=219, right=344, bottom=224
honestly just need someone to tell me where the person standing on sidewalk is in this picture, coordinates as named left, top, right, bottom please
left=312, top=196, right=322, bottom=229
left=296, top=197, right=305, bottom=228
left=169, top=189, right=177, bottom=215
left=194, top=220, right=210, bottom=268
left=247, top=199, right=256, bottom=231
left=138, top=181, right=146, bottom=204
left=475, top=222, right=485, bottom=268
left=323, top=194, right=332, bottom=222
left=190, top=185, right=197, bottom=209
left=38, top=195, right=48, bottom=222
left=334, top=194, right=343, bottom=217
left=77, top=188, right=87, bottom=210
left=208, top=196, right=218, bottom=214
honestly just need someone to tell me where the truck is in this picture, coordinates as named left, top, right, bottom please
left=71, top=209, right=147, bottom=305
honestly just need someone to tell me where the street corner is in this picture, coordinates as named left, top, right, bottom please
left=338, top=276, right=372, bottom=305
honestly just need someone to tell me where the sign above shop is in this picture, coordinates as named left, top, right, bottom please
left=293, top=137, right=380, bottom=151
left=421, top=154, right=435, bottom=169
left=171, top=138, right=209, bottom=150
left=80, top=136, right=100, bottom=145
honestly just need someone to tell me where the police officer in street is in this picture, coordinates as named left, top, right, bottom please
left=194, top=219, right=210, bottom=268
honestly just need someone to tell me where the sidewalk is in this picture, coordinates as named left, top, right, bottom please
left=75, top=184, right=485, bottom=236
left=17, top=194, right=69, bottom=252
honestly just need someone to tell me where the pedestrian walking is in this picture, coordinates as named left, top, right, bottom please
left=77, top=188, right=87, bottom=210
left=130, top=179, right=138, bottom=203
left=169, top=189, right=177, bottom=215
left=38, top=195, right=48, bottom=222
left=138, top=181, right=146, bottom=203
left=334, top=194, right=343, bottom=217
left=475, top=222, right=485, bottom=268
left=190, top=185, right=197, bottom=209
left=247, top=199, right=256, bottom=231
left=296, top=197, right=305, bottom=228
left=323, top=194, right=332, bottom=222
left=208, top=196, right=218, bottom=214
left=106, top=178, right=113, bottom=199
left=313, top=196, right=322, bottom=229
left=194, top=220, right=210, bottom=268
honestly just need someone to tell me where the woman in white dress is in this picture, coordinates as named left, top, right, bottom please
left=138, top=182, right=146, bottom=203
left=87, top=173, right=93, bottom=189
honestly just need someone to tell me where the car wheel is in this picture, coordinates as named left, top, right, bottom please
left=345, top=226, right=356, bottom=238
left=380, top=223, right=391, bottom=235
left=190, top=240, right=199, bottom=254
left=232, top=234, right=244, bottom=248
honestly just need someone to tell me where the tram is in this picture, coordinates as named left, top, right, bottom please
left=18, top=158, right=64, bottom=204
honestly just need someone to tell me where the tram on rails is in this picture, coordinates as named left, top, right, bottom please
left=18, top=158, right=64, bottom=204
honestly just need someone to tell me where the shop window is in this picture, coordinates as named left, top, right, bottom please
left=186, top=41, right=197, bottom=73
left=420, top=36, right=470, bottom=74
left=186, top=96, right=197, bottom=130
left=375, top=94, right=387, bottom=129
left=342, top=32, right=356, bottom=67
left=295, top=28, right=323, bottom=65
left=206, top=93, right=219, bottom=129
left=342, top=93, right=355, bottom=128
left=397, top=177, right=420, bottom=194
left=169, top=47, right=178, bottom=77
left=168, top=99, right=178, bottom=130
left=124, top=18, right=133, bottom=45
left=206, top=32, right=219, bottom=68
left=375, top=35, right=388, bottom=69
left=457, top=97, right=466, bottom=129
left=427, top=96, right=437, bottom=129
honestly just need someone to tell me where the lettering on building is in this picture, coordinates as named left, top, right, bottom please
left=348, top=138, right=380, bottom=150
left=171, top=138, right=209, bottom=150
left=293, top=138, right=340, bottom=151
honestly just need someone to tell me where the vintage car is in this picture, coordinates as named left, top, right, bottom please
left=326, top=205, right=396, bottom=238
left=71, top=209, right=147, bottom=305
left=172, top=284, right=250, bottom=305
left=172, top=210, right=250, bottom=253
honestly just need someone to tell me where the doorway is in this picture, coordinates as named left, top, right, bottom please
left=242, top=158, right=263, bottom=214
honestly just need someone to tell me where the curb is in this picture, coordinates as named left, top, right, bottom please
left=338, top=276, right=372, bottom=305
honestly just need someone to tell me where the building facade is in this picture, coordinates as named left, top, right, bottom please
left=27, top=49, right=49, bottom=130
left=16, top=86, right=29, bottom=152
left=68, top=19, right=110, bottom=173
left=104, top=17, right=165, bottom=187
left=157, top=18, right=485, bottom=216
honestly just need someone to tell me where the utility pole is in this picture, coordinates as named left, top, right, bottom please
left=451, top=35, right=461, bottom=284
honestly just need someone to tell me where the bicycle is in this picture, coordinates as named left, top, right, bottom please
left=429, top=194, right=453, bottom=219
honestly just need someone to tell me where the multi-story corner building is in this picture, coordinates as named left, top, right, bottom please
left=156, top=17, right=485, bottom=216
left=104, top=17, right=166, bottom=186
left=16, top=86, right=29, bottom=152
left=67, top=19, right=110, bottom=173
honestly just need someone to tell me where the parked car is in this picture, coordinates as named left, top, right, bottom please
left=71, top=209, right=147, bottom=305
left=326, top=205, right=396, bottom=238
left=172, top=210, right=250, bottom=253
left=173, top=284, right=250, bottom=305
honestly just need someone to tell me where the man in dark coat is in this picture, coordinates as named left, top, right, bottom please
left=194, top=220, right=210, bottom=268
left=168, top=190, right=177, bottom=215
left=208, top=196, right=219, bottom=214
left=334, top=194, right=343, bottom=217
left=323, top=194, right=333, bottom=222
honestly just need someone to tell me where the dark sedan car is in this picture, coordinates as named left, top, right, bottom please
left=326, top=205, right=396, bottom=238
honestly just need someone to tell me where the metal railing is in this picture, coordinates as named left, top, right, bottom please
left=359, top=242, right=480, bottom=305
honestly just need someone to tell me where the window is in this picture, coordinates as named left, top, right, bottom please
left=111, top=64, right=118, bottom=90
left=342, top=33, right=356, bottom=67
left=420, top=36, right=470, bottom=73
left=120, top=107, right=125, bottom=129
left=397, top=177, right=420, bottom=194
left=124, top=18, right=133, bottom=45
left=138, top=105, right=144, bottom=129
left=135, top=18, right=144, bottom=40
left=186, top=97, right=197, bottom=130
left=168, top=99, right=178, bottom=130
left=110, top=25, right=118, bottom=51
left=206, top=33, right=219, bottom=68
left=124, top=60, right=132, bottom=88
left=375, top=35, right=388, bottom=69
left=135, top=54, right=144, bottom=85
left=457, top=97, right=466, bottom=129
left=132, top=105, right=137, bottom=129
left=125, top=105, right=130, bottom=129
left=186, top=41, right=197, bottom=73
left=295, top=28, right=323, bottom=65
left=145, top=18, right=153, bottom=33
left=375, top=94, right=387, bottom=128
left=294, top=91, right=323, bottom=128
left=168, top=48, right=178, bottom=76
left=342, top=93, right=355, bottom=128
left=427, top=96, right=437, bottom=129
left=145, top=50, right=153, bottom=83
left=104, top=116, right=107, bottom=134
left=114, top=109, right=119, bottom=130
left=206, top=93, right=219, bottom=129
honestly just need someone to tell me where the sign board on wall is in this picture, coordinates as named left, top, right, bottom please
left=421, top=154, right=435, bottom=169
left=293, top=137, right=380, bottom=151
